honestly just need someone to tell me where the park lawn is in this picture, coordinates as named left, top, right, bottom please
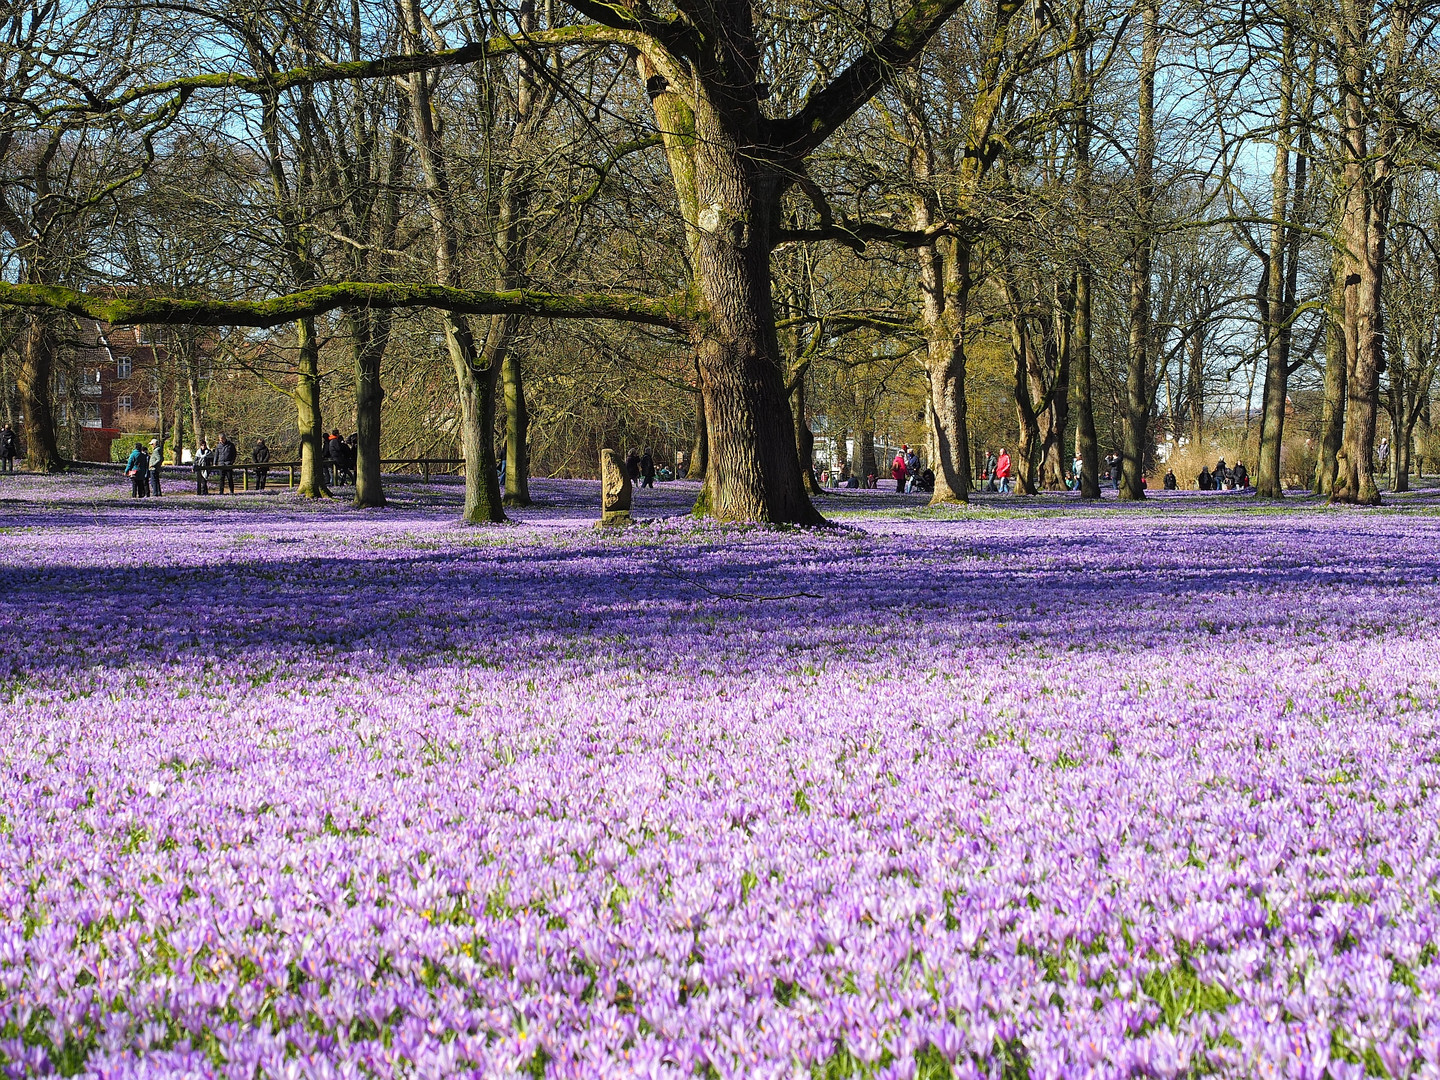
left=2, top=473, right=1440, bottom=1079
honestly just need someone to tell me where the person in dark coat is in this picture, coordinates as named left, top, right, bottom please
left=251, top=438, right=270, bottom=490
left=640, top=449, right=655, bottom=488
left=193, top=441, right=212, bottom=495
left=625, top=449, right=641, bottom=482
left=1108, top=455, right=1123, bottom=488
left=147, top=439, right=164, bottom=496
left=1233, top=462, right=1249, bottom=489
left=0, top=423, right=16, bottom=472
left=213, top=433, right=238, bottom=493
left=1163, top=468, right=1177, bottom=490
left=1198, top=466, right=1212, bottom=490
left=125, top=443, right=149, bottom=498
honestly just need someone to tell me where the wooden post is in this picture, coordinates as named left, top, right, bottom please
left=243, top=468, right=248, bottom=492
left=422, top=458, right=429, bottom=480
left=289, top=466, right=294, bottom=488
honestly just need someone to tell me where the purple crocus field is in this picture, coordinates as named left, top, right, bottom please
left=4, top=473, right=1440, bottom=1080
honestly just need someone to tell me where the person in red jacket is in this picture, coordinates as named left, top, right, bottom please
left=995, top=448, right=1012, bottom=493
left=891, top=447, right=908, bottom=493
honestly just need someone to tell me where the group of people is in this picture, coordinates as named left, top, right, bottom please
left=890, top=445, right=932, bottom=493
left=624, top=448, right=659, bottom=488
left=982, top=449, right=1014, bottom=493
left=1197, top=458, right=1249, bottom=491
left=123, top=433, right=275, bottom=497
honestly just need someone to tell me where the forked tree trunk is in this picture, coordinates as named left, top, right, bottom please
left=401, top=0, right=503, bottom=524
left=17, top=315, right=62, bottom=471
left=1255, top=21, right=1297, bottom=499
left=685, top=157, right=819, bottom=524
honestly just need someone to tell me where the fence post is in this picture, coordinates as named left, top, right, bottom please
left=289, top=466, right=294, bottom=488
left=243, top=468, right=248, bottom=492
left=422, top=459, right=429, bottom=480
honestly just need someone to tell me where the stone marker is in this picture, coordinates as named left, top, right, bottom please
left=599, top=448, right=632, bottom=526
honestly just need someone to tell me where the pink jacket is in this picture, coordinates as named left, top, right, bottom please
left=995, top=453, right=1011, bottom=479
left=892, top=454, right=908, bottom=479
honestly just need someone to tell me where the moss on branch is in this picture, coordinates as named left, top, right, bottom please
left=0, top=282, right=694, bottom=331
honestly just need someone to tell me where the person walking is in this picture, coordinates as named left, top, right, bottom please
left=891, top=448, right=908, bottom=493
left=1071, top=452, right=1083, bottom=490
left=1198, top=465, right=1212, bottom=490
left=148, top=438, right=164, bottom=497
left=0, top=423, right=16, bottom=472
left=984, top=450, right=998, bottom=492
left=125, top=443, right=149, bottom=498
left=1233, top=461, right=1249, bottom=489
left=1163, top=468, right=1176, bottom=490
left=641, top=448, right=655, bottom=488
left=1108, top=454, right=1122, bottom=488
left=251, top=438, right=270, bottom=490
left=625, top=448, right=641, bottom=483
left=995, top=448, right=1013, bottom=493
left=194, top=441, right=212, bottom=495
left=213, top=433, right=237, bottom=494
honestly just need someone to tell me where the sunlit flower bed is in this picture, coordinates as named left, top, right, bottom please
left=3, top=474, right=1440, bottom=1079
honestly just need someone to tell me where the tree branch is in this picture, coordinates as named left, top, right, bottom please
left=770, top=0, right=966, bottom=158
left=0, top=282, right=694, bottom=331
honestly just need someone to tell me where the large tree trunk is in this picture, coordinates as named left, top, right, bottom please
left=687, top=379, right=708, bottom=479
left=686, top=161, right=819, bottom=523
left=1074, top=262, right=1100, bottom=498
left=790, top=366, right=821, bottom=496
left=1071, top=31, right=1101, bottom=500
left=927, top=334, right=972, bottom=502
left=502, top=349, right=531, bottom=506
left=350, top=308, right=389, bottom=509
left=171, top=375, right=185, bottom=465
left=294, top=316, right=327, bottom=498
left=17, top=314, right=62, bottom=471
left=1314, top=269, right=1346, bottom=494
left=859, top=422, right=878, bottom=485
left=1120, top=0, right=1158, bottom=501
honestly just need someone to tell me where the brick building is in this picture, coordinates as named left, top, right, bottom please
left=55, top=320, right=174, bottom=460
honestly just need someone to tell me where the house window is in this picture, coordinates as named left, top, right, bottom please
left=118, top=394, right=133, bottom=411
left=81, top=402, right=101, bottom=428
left=81, top=369, right=101, bottom=395
left=117, top=356, right=132, bottom=379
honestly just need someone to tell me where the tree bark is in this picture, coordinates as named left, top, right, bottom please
left=790, top=364, right=821, bottom=495
left=502, top=349, right=531, bottom=505
left=294, top=316, right=327, bottom=498
left=1314, top=266, right=1347, bottom=494
left=171, top=374, right=185, bottom=466
left=687, top=379, right=708, bottom=479
left=1255, top=19, right=1296, bottom=499
left=350, top=308, right=389, bottom=508
left=1120, top=0, right=1158, bottom=501
left=17, top=314, right=62, bottom=471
